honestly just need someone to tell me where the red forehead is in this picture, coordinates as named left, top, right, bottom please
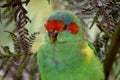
left=45, top=20, right=79, bottom=34
left=45, top=20, right=64, bottom=32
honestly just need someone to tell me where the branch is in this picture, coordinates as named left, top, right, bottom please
left=104, top=21, right=120, bottom=80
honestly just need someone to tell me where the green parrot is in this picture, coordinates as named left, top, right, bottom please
left=37, top=11, right=104, bottom=80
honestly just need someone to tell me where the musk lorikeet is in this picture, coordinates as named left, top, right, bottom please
left=37, top=11, right=104, bottom=80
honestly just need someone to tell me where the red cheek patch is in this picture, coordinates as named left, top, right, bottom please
left=66, top=22, right=79, bottom=34
left=45, top=20, right=64, bottom=32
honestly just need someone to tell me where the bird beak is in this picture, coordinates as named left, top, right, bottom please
left=48, top=31, right=58, bottom=42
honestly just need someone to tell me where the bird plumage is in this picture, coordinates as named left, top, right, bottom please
left=37, top=11, right=104, bottom=80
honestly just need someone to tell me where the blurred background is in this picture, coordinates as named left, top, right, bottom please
left=0, top=0, right=120, bottom=80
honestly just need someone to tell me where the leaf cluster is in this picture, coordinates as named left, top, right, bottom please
left=0, top=0, right=41, bottom=80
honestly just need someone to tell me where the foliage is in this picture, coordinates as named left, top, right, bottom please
left=0, top=0, right=40, bottom=80
left=0, top=0, right=120, bottom=80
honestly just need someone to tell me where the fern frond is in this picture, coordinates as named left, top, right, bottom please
left=1, top=46, right=12, bottom=54
left=29, top=32, right=40, bottom=48
left=16, top=55, right=30, bottom=77
left=1, top=56, right=14, bottom=80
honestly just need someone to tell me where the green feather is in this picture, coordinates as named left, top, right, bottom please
left=37, top=11, right=104, bottom=80
left=87, top=40, right=98, bottom=56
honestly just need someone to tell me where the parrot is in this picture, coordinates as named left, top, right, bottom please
left=37, top=11, right=104, bottom=80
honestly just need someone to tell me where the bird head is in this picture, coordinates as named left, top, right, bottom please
left=44, top=11, right=84, bottom=43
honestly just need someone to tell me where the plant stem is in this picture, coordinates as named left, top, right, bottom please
left=104, top=22, right=120, bottom=80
